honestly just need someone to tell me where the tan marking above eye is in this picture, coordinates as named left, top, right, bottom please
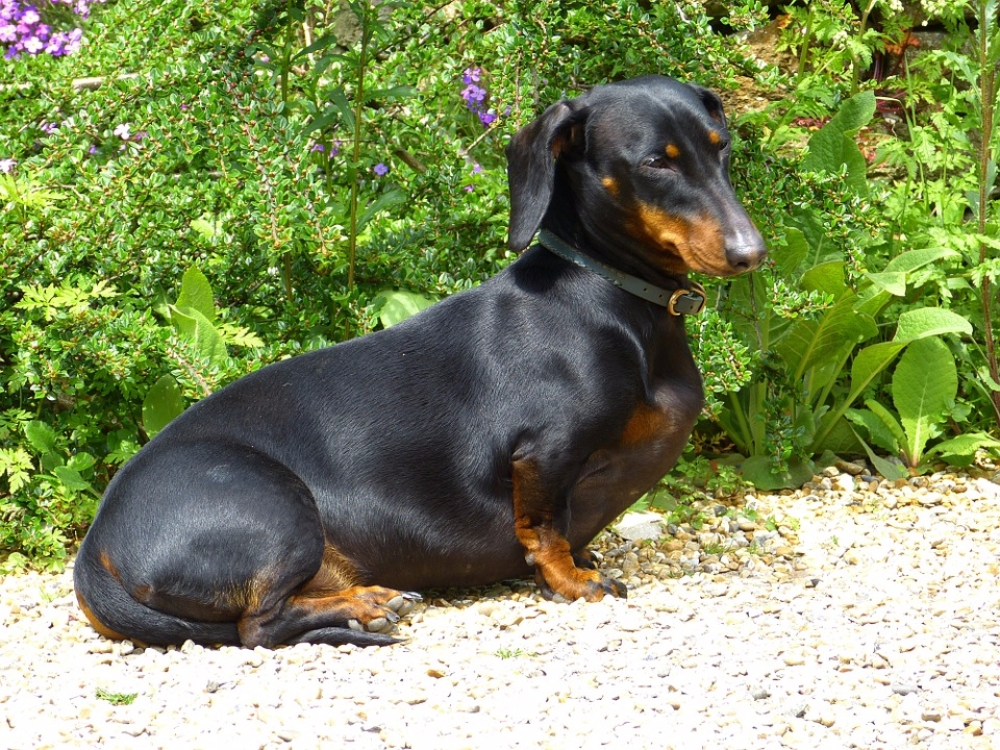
left=707, top=130, right=722, bottom=145
left=665, top=143, right=681, bottom=159
left=601, top=176, right=620, bottom=196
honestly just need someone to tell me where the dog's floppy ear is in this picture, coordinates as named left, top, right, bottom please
left=686, top=84, right=727, bottom=127
left=505, top=100, right=584, bottom=252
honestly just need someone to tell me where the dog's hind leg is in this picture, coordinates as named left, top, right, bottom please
left=75, top=441, right=415, bottom=648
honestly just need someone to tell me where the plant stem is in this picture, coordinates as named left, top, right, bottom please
left=977, top=0, right=1000, bottom=423
left=346, top=1, right=372, bottom=295
left=850, top=0, right=877, bottom=97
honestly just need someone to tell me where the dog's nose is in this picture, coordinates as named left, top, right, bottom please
left=726, top=233, right=767, bottom=272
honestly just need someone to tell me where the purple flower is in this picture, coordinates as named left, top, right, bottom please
left=471, top=162, right=482, bottom=174
left=40, top=121, right=58, bottom=134
left=461, top=84, right=486, bottom=105
left=1, top=0, right=104, bottom=58
left=373, top=162, right=388, bottom=176
left=460, top=66, right=500, bottom=129
left=0, top=157, right=16, bottom=173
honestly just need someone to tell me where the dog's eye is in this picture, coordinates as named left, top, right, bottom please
left=642, top=155, right=675, bottom=170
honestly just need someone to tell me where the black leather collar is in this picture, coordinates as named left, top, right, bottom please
left=537, top=230, right=707, bottom=316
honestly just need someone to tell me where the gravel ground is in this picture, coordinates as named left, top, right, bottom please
left=2, top=465, right=1000, bottom=750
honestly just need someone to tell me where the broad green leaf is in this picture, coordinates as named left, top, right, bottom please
left=893, top=337, right=957, bottom=466
left=925, top=432, right=1000, bottom=463
left=865, top=271, right=906, bottom=296
left=24, top=420, right=57, bottom=454
left=176, top=266, right=216, bottom=322
left=863, top=398, right=908, bottom=451
left=776, top=226, right=809, bottom=276
left=845, top=407, right=899, bottom=454
left=143, top=375, right=186, bottom=437
left=893, top=307, right=972, bottom=342
left=853, top=431, right=909, bottom=481
left=739, top=456, right=816, bottom=491
left=800, top=259, right=846, bottom=295
left=801, top=92, right=875, bottom=193
left=67, top=452, right=96, bottom=473
left=328, top=88, right=355, bottom=133
left=827, top=90, right=877, bottom=135
left=40, top=452, right=64, bottom=472
left=168, top=305, right=227, bottom=365
left=849, top=341, right=905, bottom=397
left=374, top=290, right=438, bottom=328
left=358, top=189, right=408, bottom=232
left=775, top=292, right=876, bottom=380
left=52, top=465, right=93, bottom=493
left=883, top=246, right=960, bottom=273
left=365, top=85, right=419, bottom=102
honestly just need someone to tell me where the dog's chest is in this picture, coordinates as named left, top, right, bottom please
left=567, top=377, right=702, bottom=545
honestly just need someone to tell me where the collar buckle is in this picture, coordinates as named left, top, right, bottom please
left=668, top=283, right=706, bottom=316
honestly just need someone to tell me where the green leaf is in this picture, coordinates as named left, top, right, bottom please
left=357, top=189, right=408, bottom=232
left=893, top=337, right=957, bottom=466
left=143, top=375, right=186, bottom=437
left=848, top=340, right=905, bottom=397
left=373, top=290, right=438, bottom=328
left=893, top=307, right=972, bottom=342
left=167, top=305, right=228, bottom=365
left=925, top=432, right=1000, bottom=463
left=775, top=291, right=876, bottom=380
left=801, top=92, right=875, bottom=194
left=176, top=267, right=216, bottom=322
left=67, top=452, right=96, bottom=473
left=800, top=259, right=846, bottom=295
left=883, top=246, right=960, bottom=274
left=827, top=90, right=877, bottom=135
left=865, top=271, right=906, bottom=296
left=24, top=421, right=57, bottom=454
left=845, top=407, right=900, bottom=454
left=863, top=398, right=908, bottom=451
left=52, top=465, right=93, bottom=493
left=739, top=456, right=816, bottom=491
left=852, top=429, right=909, bottom=480
left=365, top=85, right=419, bottom=103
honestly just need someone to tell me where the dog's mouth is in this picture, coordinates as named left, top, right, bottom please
left=629, top=203, right=766, bottom=277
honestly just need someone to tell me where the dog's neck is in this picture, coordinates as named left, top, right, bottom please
left=537, top=230, right=706, bottom=316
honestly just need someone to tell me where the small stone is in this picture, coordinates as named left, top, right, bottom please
left=892, top=682, right=920, bottom=696
left=613, top=512, right=665, bottom=541
left=782, top=652, right=806, bottom=666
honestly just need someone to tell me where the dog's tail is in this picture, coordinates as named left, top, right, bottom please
left=72, top=552, right=399, bottom=648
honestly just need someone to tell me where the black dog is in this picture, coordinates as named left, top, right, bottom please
left=74, top=75, right=766, bottom=648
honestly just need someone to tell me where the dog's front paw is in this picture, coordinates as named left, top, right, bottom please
left=534, top=567, right=627, bottom=602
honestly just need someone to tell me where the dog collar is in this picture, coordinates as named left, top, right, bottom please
left=537, top=230, right=707, bottom=315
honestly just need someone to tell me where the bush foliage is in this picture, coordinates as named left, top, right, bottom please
left=1, top=0, right=998, bottom=567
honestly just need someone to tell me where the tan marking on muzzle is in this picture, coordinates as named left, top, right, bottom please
left=633, top=203, right=732, bottom=276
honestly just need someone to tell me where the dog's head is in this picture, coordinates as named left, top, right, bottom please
left=506, top=75, right=766, bottom=278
